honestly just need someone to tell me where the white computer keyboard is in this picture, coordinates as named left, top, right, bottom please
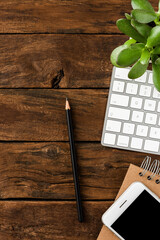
left=101, top=67, right=160, bottom=155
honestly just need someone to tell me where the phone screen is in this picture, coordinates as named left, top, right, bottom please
left=111, top=190, right=160, bottom=239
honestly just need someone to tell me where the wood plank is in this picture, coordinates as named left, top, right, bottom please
left=0, top=142, right=148, bottom=199
left=0, top=201, right=111, bottom=240
left=0, top=0, right=157, bottom=33
left=0, top=89, right=107, bottom=141
left=0, top=35, right=126, bottom=88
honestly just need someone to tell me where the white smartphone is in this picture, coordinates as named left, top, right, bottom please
left=102, top=182, right=160, bottom=240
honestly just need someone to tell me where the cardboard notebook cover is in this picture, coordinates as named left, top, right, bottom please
left=97, top=164, right=160, bottom=240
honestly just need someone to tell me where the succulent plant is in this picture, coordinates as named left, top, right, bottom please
left=111, top=0, right=160, bottom=91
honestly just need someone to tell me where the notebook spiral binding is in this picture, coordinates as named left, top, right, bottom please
left=139, top=156, right=160, bottom=184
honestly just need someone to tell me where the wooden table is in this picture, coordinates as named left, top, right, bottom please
left=0, top=1, right=158, bottom=239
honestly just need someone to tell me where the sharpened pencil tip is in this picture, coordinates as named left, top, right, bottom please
left=65, top=98, right=70, bottom=110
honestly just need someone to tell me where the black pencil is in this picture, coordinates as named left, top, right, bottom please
left=65, top=98, right=83, bottom=222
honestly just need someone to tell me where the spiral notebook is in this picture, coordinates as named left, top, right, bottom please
left=97, top=157, right=160, bottom=240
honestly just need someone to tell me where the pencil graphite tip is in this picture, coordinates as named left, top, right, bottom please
left=65, top=98, right=71, bottom=110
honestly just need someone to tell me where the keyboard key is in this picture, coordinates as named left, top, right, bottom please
left=139, top=85, right=151, bottom=97
left=108, top=107, right=130, bottom=120
left=110, top=94, right=129, bottom=107
left=126, top=83, right=138, bottom=95
left=144, top=99, right=156, bottom=111
left=115, top=68, right=130, bottom=80
left=106, top=120, right=121, bottom=132
left=132, top=111, right=144, bottom=123
left=104, top=133, right=116, bottom=145
left=157, top=102, right=160, bottom=112
left=148, top=73, right=153, bottom=84
left=144, top=140, right=159, bottom=152
left=117, top=135, right=129, bottom=147
left=112, top=81, right=125, bottom=93
left=136, top=125, right=148, bottom=137
left=153, top=88, right=160, bottom=99
left=145, top=113, right=157, bottom=125
left=150, top=127, right=160, bottom=139
left=135, top=72, right=147, bottom=83
left=102, top=66, right=160, bottom=155
left=123, top=123, right=135, bottom=135
left=130, top=97, right=143, bottom=109
left=131, top=137, right=143, bottom=149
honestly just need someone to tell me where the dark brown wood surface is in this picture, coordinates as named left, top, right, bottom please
left=0, top=0, right=157, bottom=33
left=0, top=201, right=113, bottom=240
left=0, top=142, right=149, bottom=200
left=0, top=35, right=126, bottom=88
left=0, top=89, right=107, bottom=141
left=0, top=0, right=154, bottom=239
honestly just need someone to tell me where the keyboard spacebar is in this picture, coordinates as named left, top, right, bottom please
left=108, top=107, right=130, bottom=120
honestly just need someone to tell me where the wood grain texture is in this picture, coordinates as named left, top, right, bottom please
left=0, top=34, right=126, bottom=88
left=0, top=142, right=149, bottom=199
left=0, top=89, right=107, bottom=141
left=0, top=1, right=153, bottom=239
left=0, top=201, right=111, bottom=240
left=0, top=0, right=157, bottom=34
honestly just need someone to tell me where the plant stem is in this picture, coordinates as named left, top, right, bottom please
left=158, top=0, right=160, bottom=14
left=154, top=14, right=160, bottom=25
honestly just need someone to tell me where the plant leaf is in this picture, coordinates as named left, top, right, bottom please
left=125, top=13, right=132, bottom=20
left=132, top=9, right=157, bottom=23
left=155, top=57, right=160, bottom=65
left=128, top=60, right=148, bottom=79
left=110, top=45, right=128, bottom=67
left=131, top=19, right=152, bottom=38
left=152, top=45, right=160, bottom=54
left=124, top=38, right=137, bottom=47
left=147, top=26, right=160, bottom=47
left=131, top=0, right=155, bottom=13
left=152, top=55, right=160, bottom=91
left=117, top=43, right=144, bottom=67
left=116, top=19, right=146, bottom=43
left=140, top=48, right=150, bottom=65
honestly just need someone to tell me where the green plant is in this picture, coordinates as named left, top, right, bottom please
left=111, top=0, right=160, bottom=91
